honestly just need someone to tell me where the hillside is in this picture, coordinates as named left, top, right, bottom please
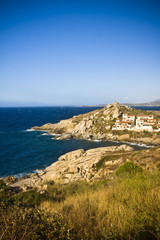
left=124, top=98, right=160, bottom=106
left=1, top=146, right=160, bottom=240
left=79, top=98, right=160, bottom=107
left=32, top=102, right=160, bottom=145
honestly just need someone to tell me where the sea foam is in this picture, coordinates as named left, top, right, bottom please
left=25, top=129, right=35, bottom=132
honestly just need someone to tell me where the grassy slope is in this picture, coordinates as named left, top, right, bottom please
left=1, top=148, right=160, bottom=240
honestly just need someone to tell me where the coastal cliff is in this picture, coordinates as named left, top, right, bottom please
left=10, top=144, right=133, bottom=188
left=32, top=102, right=160, bottom=145
left=10, top=144, right=160, bottom=190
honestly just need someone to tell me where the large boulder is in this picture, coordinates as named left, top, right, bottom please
left=58, top=149, right=85, bottom=161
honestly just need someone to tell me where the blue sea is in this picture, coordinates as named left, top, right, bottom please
left=0, top=106, right=159, bottom=178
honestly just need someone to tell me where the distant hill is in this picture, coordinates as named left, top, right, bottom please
left=79, top=99, right=160, bottom=107
left=123, top=99, right=160, bottom=106
left=79, top=104, right=106, bottom=107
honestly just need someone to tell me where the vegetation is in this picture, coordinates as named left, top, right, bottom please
left=96, top=154, right=120, bottom=170
left=40, top=170, right=160, bottom=240
left=115, top=162, right=143, bottom=177
left=1, top=158, right=160, bottom=240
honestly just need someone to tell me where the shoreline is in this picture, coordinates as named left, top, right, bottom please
left=2, top=103, right=159, bottom=181
left=33, top=128, right=155, bottom=147
left=1, top=130, right=153, bottom=181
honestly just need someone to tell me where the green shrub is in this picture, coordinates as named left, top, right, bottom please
left=96, top=155, right=120, bottom=170
left=143, top=130, right=152, bottom=137
left=0, top=180, right=14, bottom=207
left=115, top=162, right=143, bottom=177
left=156, top=161, right=160, bottom=170
left=14, top=190, right=47, bottom=207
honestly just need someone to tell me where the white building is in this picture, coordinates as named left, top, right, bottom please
left=122, top=113, right=136, bottom=122
left=135, top=115, right=156, bottom=131
left=112, top=113, right=159, bottom=132
left=112, top=118, right=134, bottom=130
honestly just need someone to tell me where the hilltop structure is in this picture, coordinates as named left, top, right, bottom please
left=112, top=113, right=159, bottom=131
left=31, top=102, right=160, bottom=145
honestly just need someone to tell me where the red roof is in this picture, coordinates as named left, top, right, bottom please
left=144, top=119, right=156, bottom=122
left=121, top=121, right=133, bottom=124
left=123, top=113, right=135, bottom=117
left=137, top=115, right=151, bottom=117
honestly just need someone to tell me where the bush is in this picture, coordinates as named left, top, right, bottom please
left=115, top=162, right=143, bottom=177
left=156, top=161, right=160, bottom=170
left=14, top=190, right=47, bottom=207
left=0, top=206, right=78, bottom=240
left=0, top=180, right=14, bottom=207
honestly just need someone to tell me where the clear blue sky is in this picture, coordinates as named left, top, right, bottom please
left=0, top=0, right=160, bottom=106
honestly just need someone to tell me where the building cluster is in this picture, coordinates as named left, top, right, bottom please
left=112, top=113, right=160, bottom=131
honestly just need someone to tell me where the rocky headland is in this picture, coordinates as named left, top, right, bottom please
left=32, top=102, right=160, bottom=146
left=10, top=144, right=133, bottom=189
left=9, top=144, right=160, bottom=191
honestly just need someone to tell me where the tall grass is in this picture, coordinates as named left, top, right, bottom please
left=1, top=168, right=160, bottom=239
left=41, top=172, right=160, bottom=240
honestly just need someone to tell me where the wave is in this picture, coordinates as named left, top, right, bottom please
left=122, top=141, right=153, bottom=148
left=14, top=169, right=43, bottom=179
left=25, top=129, right=35, bottom=132
left=33, top=169, right=43, bottom=174
left=14, top=172, right=31, bottom=179
left=50, top=133, right=61, bottom=136
left=137, top=143, right=153, bottom=148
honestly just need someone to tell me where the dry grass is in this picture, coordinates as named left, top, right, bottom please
left=40, top=172, right=160, bottom=240
left=1, top=157, right=160, bottom=239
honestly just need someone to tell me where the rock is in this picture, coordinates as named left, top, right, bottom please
left=4, top=175, right=15, bottom=185
left=9, top=144, right=135, bottom=189
left=86, top=120, right=93, bottom=129
left=58, top=133, right=72, bottom=140
left=38, top=145, right=133, bottom=183
left=118, top=134, right=130, bottom=141
left=10, top=176, right=41, bottom=189
left=118, top=144, right=133, bottom=152
left=58, top=149, right=85, bottom=161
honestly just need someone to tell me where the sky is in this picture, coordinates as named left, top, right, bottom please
left=0, top=0, right=160, bottom=106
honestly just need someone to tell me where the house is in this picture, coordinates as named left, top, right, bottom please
left=112, top=113, right=159, bottom=132
left=112, top=118, right=134, bottom=130
left=120, top=121, right=134, bottom=130
left=141, top=119, right=156, bottom=131
left=136, top=115, right=153, bottom=120
left=122, top=113, right=136, bottom=122
left=135, top=115, right=156, bottom=131
left=112, top=119, right=122, bottom=130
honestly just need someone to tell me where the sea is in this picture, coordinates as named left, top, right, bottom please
left=0, top=106, right=160, bottom=178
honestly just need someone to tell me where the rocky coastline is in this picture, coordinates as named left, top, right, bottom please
left=5, top=102, right=160, bottom=190
left=32, top=102, right=160, bottom=146
left=9, top=144, right=133, bottom=189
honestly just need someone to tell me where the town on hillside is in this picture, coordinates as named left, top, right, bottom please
left=112, top=113, right=160, bottom=131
